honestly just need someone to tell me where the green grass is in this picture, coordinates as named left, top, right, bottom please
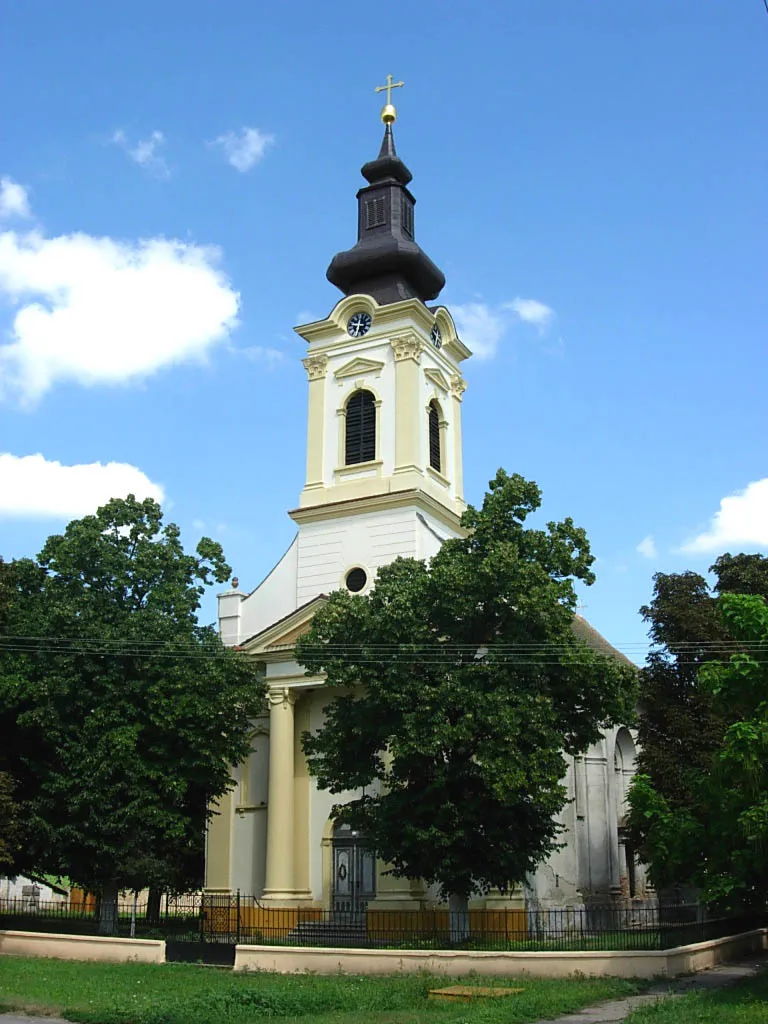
left=626, top=969, right=768, bottom=1023
left=0, top=956, right=646, bottom=1024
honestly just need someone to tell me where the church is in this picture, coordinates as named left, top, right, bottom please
left=205, top=84, right=646, bottom=917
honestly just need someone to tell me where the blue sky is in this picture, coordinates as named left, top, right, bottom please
left=1, top=1, right=766, bottom=660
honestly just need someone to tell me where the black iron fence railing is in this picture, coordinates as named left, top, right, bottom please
left=0, top=895, right=765, bottom=952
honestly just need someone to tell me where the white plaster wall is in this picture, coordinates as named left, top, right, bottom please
left=528, top=758, right=581, bottom=906
left=236, top=537, right=299, bottom=644
left=415, top=508, right=462, bottom=561
left=231, top=808, right=268, bottom=895
left=296, top=507, right=418, bottom=605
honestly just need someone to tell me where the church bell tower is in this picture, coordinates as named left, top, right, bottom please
left=290, top=80, right=471, bottom=601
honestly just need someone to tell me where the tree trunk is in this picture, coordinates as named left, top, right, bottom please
left=448, top=892, right=470, bottom=944
left=145, top=886, right=162, bottom=925
left=98, top=881, right=119, bottom=936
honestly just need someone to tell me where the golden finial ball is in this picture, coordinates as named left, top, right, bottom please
left=380, top=103, right=397, bottom=124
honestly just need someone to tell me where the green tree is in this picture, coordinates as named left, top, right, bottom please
left=0, top=497, right=264, bottom=932
left=297, top=470, right=636, bottom=934
left=0, top=772, right=20, bottom=872
left=0, top=558, right=22, bottom=871
left=629, top=554, right=768, bottom=862
left=629, top=593, right=768, bottom=907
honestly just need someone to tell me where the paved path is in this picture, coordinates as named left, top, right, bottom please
left=541, top=954, right=768, bottom=1024
left=0, top=1018, right=74, bottom=1023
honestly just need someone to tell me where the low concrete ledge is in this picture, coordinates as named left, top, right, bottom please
left=0, top=929, right=166, bottom=964
left=234, top=928, right=768, bottom=979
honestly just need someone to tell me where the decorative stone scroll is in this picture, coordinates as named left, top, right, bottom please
left=391, top=336, right=422, bottom=363
left=449, top=374, right=467, bottom=399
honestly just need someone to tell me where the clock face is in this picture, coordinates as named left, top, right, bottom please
left=430, top=324, right=442, bottom=349
left=347, top=311, right=372, bottom=338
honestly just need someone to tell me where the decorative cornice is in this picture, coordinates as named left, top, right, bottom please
left=450, top=374, right=467, bottom=399
left=424, top=367, right=450, bottom=393
left=302, top=354, right=329, bottom=381
left=334, top=357, right=385, bottom=380
left=289, top=487, right=466, bottom=535
left=391, top=335, right=422, bottom=363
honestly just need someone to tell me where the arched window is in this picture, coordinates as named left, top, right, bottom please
left=345, top=389, right=376, bottom=465
left=428, top=400, right=441, bottom=473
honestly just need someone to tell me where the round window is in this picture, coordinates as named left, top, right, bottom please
left=345, top=567, right=367, bottom=593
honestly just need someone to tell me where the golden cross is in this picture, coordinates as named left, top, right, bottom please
left=375, top=73, right=404, bottom=106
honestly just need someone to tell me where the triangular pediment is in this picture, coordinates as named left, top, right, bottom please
left=238, top=595, right=328, bottom=657
left=334, top=357, right=385, bottom=380
left=424, top=367, right=450, bottom=392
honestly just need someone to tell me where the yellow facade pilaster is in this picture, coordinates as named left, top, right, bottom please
left=392, top=336, right=423, bottom=478
left=262, top=687, right=299, bottom=903
left=449, top=374, right=467, bottom=502
left=293, top=698, right=312, bottom=900
left=302, top=354, right=328, bottom=494
left=204, top=787, right=233, bottom=892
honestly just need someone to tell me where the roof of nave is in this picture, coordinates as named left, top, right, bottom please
left=239, top=599, right=634, bottom=670
left=572, top=614, right=635, bottom=667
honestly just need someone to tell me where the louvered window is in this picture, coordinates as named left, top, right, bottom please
left=428, top=401, right=441, bottom=472
left=345, top=390, right=376, bottom=465
left=401, top=196, right=414, bottom=238
left=365, top=197, right=386, bottom=229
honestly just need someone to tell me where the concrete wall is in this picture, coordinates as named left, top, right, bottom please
left=0, top=930, right=166, bottom=963
left=234, top=927, right=768, bottom=980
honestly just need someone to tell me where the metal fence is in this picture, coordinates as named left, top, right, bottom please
left=0, top=895, right=764, bottom=953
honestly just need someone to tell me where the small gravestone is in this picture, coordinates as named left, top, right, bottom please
left=428, top=985, right=524, bottom=1002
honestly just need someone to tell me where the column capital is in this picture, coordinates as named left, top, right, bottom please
left=449, top=374, right=467, bottom=400
left=302, top=353, right=329, bottom=381
left=267, top=686, right=298, bottom=708
left=390, top=334, right=422, bottom=363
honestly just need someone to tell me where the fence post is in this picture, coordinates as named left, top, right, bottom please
left=236, top=889, right=241, bottom=945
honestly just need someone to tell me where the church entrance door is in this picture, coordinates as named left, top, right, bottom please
left=331, top=823, right=376, bottom=916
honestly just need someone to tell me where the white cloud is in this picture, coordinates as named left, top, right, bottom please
left=503, top=297, right=555, bottom=332
left=112, top=129, right=170, bottom=178
left=211, top=127, right=274, bottom=172
left=450, top=303, right=506, bottom=359
left=637, top=535, right=658, bottom=559
left=0, top=452, right=164, bottom=518
left=239, top=344, right=284, bottom=367
left=0, top=177, right=31, bottom=219
left=682, top=477, right=768, bottom=553
left=450, top=296, right=556, bottom=360
left=0, top=203, right=240, bottom=403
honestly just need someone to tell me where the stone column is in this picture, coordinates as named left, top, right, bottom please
left=449, top=374, right=466, bottom=502
left=392, top=335, right=423, bottom=480
left=301, top=354, right=328, bottom=500
left=262, top=687, right=298, bottom=902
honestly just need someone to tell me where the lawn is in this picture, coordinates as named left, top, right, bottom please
left=626, top=968, right=768, bottom=1023
left=0, top=956, right=646, bottom=1024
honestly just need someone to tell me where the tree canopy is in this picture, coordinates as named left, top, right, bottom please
left=629, top=554, right=768, bottom=849
left=297, top=470, right=636, bottom=911
left=629, top=592, right=768, bottom=907
left=0, top=496, right=264, bottom=924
